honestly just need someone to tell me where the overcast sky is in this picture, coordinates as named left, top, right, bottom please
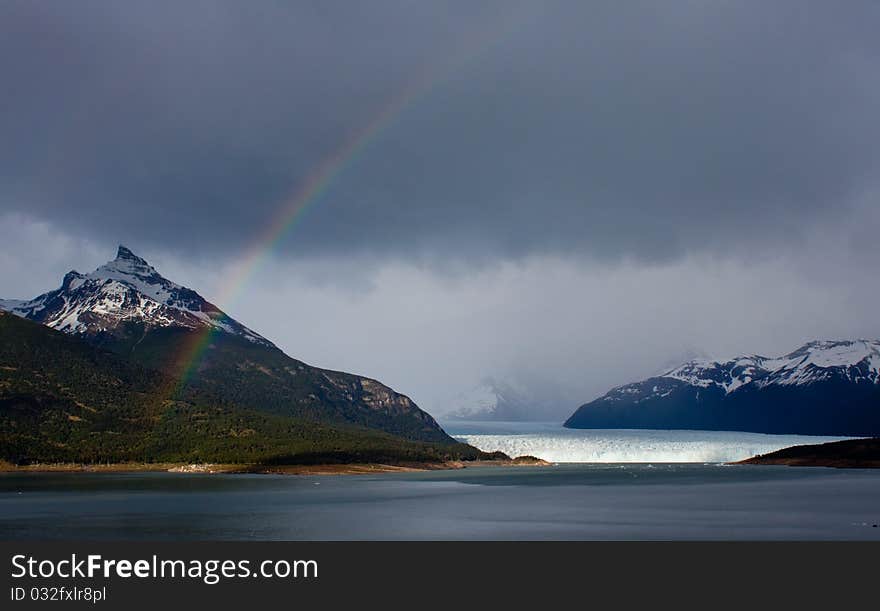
left=2, top=1, right=879, bottom=418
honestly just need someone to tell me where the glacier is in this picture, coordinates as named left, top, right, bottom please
left=448, top=423, right=854, bottom=463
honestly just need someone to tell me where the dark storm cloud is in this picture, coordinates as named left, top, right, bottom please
left=1, top=0, right=878, bottom=263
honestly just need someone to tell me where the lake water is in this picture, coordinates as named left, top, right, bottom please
left=2, top=424, right=877, bottom=540
left=2, top=465, right=880, bottom=540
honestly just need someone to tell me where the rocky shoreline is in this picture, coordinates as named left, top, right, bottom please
left=0, top=456, right=550, bottom=476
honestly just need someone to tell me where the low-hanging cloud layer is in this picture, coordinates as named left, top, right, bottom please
left=1, top=2, right=879, bottom=418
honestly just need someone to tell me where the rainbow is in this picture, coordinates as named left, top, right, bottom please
left=170, top=8, right=531, bottom=396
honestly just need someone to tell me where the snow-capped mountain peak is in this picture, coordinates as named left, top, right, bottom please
left=593, top=339, right=880, bottom=407
left=95, top=245, right=162, bottom=281
left=0, top=246, right=272, bottom=346
left=567, top=338, right=880, bottom=435
left=663, top=339, right=880, bottom=393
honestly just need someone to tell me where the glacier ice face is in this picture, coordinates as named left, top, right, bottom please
left=452, top=425, right=853, bottom=463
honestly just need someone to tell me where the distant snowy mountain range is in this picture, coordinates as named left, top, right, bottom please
left=444, top=377, right=534, bottom=421
left=442, top=376, right=574, bottom=421
left=565, top=340, right=880, bottom=436
left=663, top=341, right=880, bottom=391
left=0, top=246, right=271, bottom=346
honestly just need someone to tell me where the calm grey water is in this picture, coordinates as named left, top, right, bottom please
left=2, top=464, right=880, bottom=540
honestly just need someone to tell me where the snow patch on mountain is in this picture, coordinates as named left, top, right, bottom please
left=0, top=299, right=26, bottom=312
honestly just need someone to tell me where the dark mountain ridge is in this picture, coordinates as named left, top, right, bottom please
left=566, top=341, right=880, bottom=436
left=0, top=311, right=487, bottom=465
left=1, top=246, right=451, bottom=444
left=737, top=437, right=880, bottom=468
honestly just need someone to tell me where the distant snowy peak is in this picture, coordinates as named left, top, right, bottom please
left=444, top=376, right=548, bottom=421
left=606, top=339, right=880, bottom=403
left=0, top=245, right=272, bottom=347
left=446, top=382, right=500, bottom=420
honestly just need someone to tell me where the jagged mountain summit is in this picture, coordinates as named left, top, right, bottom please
left=0, top=245, right=271, bottom=346
left=565, top=340, right=880, bottom=436
left=1, top=246, right=452, bottom=444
